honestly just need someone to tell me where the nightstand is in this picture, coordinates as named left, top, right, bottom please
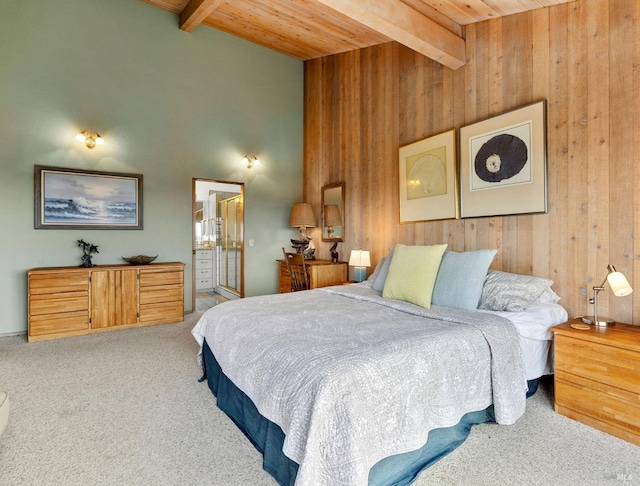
left=552, top=319, right=640, bottom=446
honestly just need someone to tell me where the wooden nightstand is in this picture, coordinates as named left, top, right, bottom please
left=552, top=319, right=640, bottom=446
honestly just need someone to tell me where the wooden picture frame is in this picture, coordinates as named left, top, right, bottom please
left=35, top=165, right=143, bottom=229
left=459, top=100, right=548, bottom=219
left=398, top=128, right=459, bottom=223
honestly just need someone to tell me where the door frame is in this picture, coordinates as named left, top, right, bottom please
left=192, top=178, right=245, bottom=312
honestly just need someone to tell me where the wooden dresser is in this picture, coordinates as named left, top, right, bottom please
left=28, top=262, right=184, bottom=342
left=277, top=259, right=347, bottom=293
left=552, top=319, right=640, bottom=446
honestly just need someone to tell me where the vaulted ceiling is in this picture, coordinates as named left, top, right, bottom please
left=141, top=0, right=577, bottom=70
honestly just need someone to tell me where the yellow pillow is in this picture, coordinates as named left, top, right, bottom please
left=382, top=244, right=448, bottom=308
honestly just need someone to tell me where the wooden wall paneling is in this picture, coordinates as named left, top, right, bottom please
left=634, top=0, right=640, bottom=321
left=514, top=13, right=535, bottom=276
left=498, top=15, right=520, bottom=274
left=343, top=49, right=362, bottom=268
left=566, top=1, right=589, bottom=317
left=302, top=0, right=640, bottom=323
left=547, top=4, right=570, bottom=302
left=608, top=0, right=635, bottom=322
left=304, top=60, right=322, bottom=252
left=382, top=43, right=400, bottom=260
left=462, top=23, right=478, bottom=252
left=531, top=8, right=551, bottom=279
left=585, top=0, right=611, bottom=318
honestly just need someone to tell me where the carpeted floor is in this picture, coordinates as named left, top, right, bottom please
left=0, top=314, right=638, bottom=486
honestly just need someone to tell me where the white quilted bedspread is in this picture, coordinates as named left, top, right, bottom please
left=192, top=284, right=527, bottom=486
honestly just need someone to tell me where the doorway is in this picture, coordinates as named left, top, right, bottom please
left=193, top=179, right=244, bottom=312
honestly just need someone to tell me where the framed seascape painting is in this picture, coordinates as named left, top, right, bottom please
left=398, top=128, right=459, bottom=223
left=459, top=100, right=548, bottom=219
left=34, top=165, right=143, bottom=229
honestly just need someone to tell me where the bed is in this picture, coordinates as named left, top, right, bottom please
left=192, top=246, right=568, bottom=486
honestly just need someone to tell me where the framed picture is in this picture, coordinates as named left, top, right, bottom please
left=459, top=100, right=548, bottom=218
left=398, top=128, right=459, bottom=223
left=35, top=165, right=143, bottom=229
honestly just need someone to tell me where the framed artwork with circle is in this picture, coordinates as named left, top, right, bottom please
left=398, top=128, right=459, bottom=223
left=459, top=100, right=548, bottom=218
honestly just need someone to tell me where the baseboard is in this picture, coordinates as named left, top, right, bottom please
left=0, top=330, right=27, bottom=339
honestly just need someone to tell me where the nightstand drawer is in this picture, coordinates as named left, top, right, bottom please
left=555, top=334, right=640, bottom=393
left=555, top=371, right=640, bottom=445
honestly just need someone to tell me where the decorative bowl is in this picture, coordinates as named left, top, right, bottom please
left=122, top=255, right=158, bottom=265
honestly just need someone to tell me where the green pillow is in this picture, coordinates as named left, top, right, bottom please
left=382, top=244, right=448, bottom=308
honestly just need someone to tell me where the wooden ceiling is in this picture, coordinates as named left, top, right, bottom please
left=141, top=0, right=576, bottom=70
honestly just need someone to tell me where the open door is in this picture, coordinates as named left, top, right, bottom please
left=193, top=179, right=244, bottom=312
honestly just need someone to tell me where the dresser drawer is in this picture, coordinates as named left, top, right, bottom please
left=29, top=291, right=89, bottom=315
left=195, top=259, right=213, bottom=270
left=195, top=268, right=213, bottom=279
left=555, top=334, right=640, bottom=393
left=195, top=249, right=213, bottom=260
left=195, top=278, right=213, bottom=289
left=139, top=269, right=183, bottom=287
left=29, top=273, right=89, bottom=295
left=29, top=311, right=90, bottom=336
left=139, top=301, right=184, bottom=324
left=140, top=285, right=183, bottom=305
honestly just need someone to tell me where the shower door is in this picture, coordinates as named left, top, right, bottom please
left=215, top=195, right=243, bottom=298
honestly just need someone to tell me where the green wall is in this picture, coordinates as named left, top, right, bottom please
left=0, top=0, right=303, bottom=335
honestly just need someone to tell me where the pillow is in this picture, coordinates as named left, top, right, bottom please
left=373, top=247, right=396, bottom=291
left=382, top=244, right=447, bottom=308
left=478, top=270, right=555, bottom=312
left=431, top=249, right=497, bottom=311
left=365, top=257, right=385, bottom=288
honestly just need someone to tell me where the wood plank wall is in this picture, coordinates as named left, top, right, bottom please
left=303, top=0, right=640, bottom=324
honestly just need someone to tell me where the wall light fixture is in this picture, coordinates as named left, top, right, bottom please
left=242, top=155, right=260, bottom=169
left=75, top=130, right=104, bottom=149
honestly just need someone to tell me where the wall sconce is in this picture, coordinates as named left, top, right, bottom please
left=582, top=264, right=633, bottom=326
left=242, top=155, right=260, bottom=169
left=75, top=130, right=104, bottom=149
left=349, top=249, right=371, bottom=283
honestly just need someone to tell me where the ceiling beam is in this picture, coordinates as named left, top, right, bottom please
left=179, top=0, right=223, bottom=32
left=316, top=0, right=466, bottom=69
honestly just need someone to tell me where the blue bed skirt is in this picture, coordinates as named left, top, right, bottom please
left=202, top=339, right=538, bottom=486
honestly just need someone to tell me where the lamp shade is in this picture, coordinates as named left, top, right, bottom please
left=349, top=250, right=371, bottom=268
left=607, top=271, right=633, bottom=296
left=323, top=205, right=341, bottom=227
left=290, top=203, right=316, bottom=228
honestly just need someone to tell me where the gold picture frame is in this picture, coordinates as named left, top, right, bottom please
left=398, top=128, right=459, bottom=223
left=35, top=165, right=143, bottom=229
left=459, top=100, right=548, bottom=219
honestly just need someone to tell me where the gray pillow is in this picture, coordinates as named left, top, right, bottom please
left=431, top=249, right=497, bottom=311
left=478, top=270, right=554, bottom=312
left=372, top=247, right=396, bottom=292
left=364, top=257, right=385, bottom=288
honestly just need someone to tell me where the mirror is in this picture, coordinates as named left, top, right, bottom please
left=321, top=182, right=345, bottom=242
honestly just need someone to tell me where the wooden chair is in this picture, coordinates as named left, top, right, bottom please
left=282, top=248, right=310, bottom=291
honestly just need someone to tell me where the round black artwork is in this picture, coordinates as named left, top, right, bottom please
left=474, top=134, right=528, bottom=183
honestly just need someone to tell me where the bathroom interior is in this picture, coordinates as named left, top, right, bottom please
left=194, top=179, right=243, bottom=311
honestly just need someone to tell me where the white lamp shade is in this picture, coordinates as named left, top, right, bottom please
left=607, top=271, right=633, bottom=297
left=349, top=250, right=371, bottom=267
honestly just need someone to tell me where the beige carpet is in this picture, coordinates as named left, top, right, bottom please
left=0, top=314, right=638, bottom=485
